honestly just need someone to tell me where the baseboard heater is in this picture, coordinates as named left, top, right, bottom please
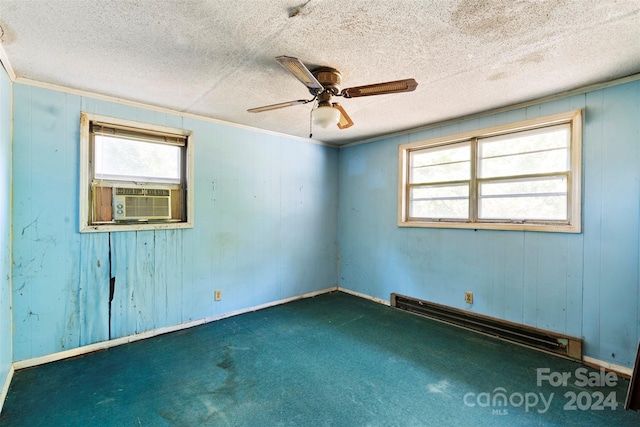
left=391, top=293, right=582, bottom=361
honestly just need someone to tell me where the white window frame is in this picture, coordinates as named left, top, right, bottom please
left=79, top=112, right=194, bottom=233
left=398, top=110, right=582, bottom=233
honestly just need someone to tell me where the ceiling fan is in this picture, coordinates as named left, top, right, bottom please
left=248, top=56, right=418, bottom=130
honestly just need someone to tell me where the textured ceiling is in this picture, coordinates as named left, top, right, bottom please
left=0, top=0, right=639, bottom=145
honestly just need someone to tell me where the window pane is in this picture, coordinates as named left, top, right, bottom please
left=95, top=135, right=181, bottom=183
left=410, top=142, right=470, bottom=183
left=478, top=124, right=570, bottom=178
left=478, top=176, right=568, bottom=220
left=409, top=184, right=469, bottom=219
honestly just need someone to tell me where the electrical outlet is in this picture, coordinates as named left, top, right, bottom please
left=465, top=291, right=473, bottom=304
left=214, top=290, right=222, bottom=301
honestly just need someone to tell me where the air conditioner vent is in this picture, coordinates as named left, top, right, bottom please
left=145, top=188, right=171, bottom=197
left=114, top=187, right=144, bottom=196
left=112, top=187, right=171, bottom=220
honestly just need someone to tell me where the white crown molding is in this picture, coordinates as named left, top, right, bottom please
left=0, top=44, right=16, bottom=81
left=0, top=50, right=335, bottom=149
left=13, top=76, right=337, bottom=148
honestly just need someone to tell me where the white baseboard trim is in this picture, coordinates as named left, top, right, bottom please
left=583, top=356, right=633, bottom=378
left=338, top=287, right=390, bottom=306
left=10, top=286, right=632, bottom=387
left=13, top=286, right=338, bottom=371
left=0, top=364, right=15, bottom=414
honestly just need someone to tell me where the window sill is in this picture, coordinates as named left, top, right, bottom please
left=397, top=219, right=581, bottom=233
left=80, top=221, right=193, bottom=233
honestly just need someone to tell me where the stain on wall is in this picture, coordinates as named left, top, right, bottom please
left=11, top=83, right=339, bottom=362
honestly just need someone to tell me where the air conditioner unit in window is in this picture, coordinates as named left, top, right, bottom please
left=112, top=187, right=171, bottom=221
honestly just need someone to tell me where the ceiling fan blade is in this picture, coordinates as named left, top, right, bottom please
left=247, top=99, right=310, bottom=113
left=341, top=78, right=418, bottom=98
left=275, top=56, right=324, bottom=93
left=333, top=103, right=354, bottom=129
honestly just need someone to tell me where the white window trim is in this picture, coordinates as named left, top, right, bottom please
left=79, top=112, right=194, bottom=233
left=398, top=110, right=582, bottom=233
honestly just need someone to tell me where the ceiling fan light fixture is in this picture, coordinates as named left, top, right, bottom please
left=312, top=105, right=341, bottom=128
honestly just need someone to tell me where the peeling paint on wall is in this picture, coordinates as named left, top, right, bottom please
left=10, top=84, right=339, bottom=362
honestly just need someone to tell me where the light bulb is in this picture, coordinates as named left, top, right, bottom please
left=312, top=105, right=340, bottom=128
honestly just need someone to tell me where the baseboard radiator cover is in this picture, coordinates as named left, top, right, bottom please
left=391, top=293, right=582, bottom=361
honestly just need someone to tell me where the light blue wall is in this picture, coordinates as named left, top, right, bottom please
left=338, top=80, right=640, bottom=367
left=11, top=83, right=339, bottom=361
left=6, top=77, right=639, bottom=368
left=0, top=66, right=12, bottom=390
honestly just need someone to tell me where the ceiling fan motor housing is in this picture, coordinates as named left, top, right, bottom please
left=311, top=67, right=342, bottom=96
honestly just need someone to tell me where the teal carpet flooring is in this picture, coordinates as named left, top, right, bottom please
left=1, top=291, right=639, bottom=426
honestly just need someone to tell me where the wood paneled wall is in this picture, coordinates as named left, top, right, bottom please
left=11, top=84, right=339, bottom=361
left=338, top=80, right=640, bottom=367
left=7, top=75, right=640, bottom=370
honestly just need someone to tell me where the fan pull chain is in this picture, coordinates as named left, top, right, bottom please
left=309, top=100, right=317, bottom=138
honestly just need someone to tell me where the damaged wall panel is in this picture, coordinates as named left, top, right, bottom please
left=152, top=229, right=183, bottom=330
left=110, top=230, right=167, bottom=339
left=11, top=83, right=339, bottom=362
left=78, top=234, right=110, bottom=346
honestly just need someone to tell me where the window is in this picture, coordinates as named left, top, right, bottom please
left=398, top=110, right=582, bottom=232
left=80, top=112, right=193, bottom=232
